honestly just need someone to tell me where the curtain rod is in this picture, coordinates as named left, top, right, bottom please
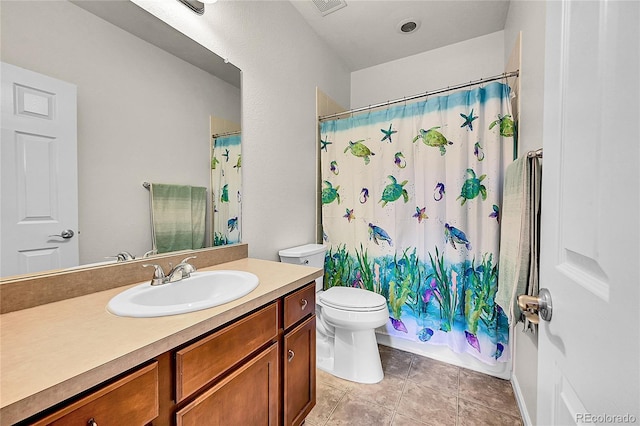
left=319, top=70, right=519, bottom=122
left=212, top=130, right=241, bottom=139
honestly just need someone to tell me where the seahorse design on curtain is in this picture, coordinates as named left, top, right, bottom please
left=320, top=82, right=513, bottom=365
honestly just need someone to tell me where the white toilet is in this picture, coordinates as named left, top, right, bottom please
left=279, top=244, right=389, bottom=384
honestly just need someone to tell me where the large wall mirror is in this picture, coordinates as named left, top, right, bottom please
left=0, top=0, right=241, bottom=279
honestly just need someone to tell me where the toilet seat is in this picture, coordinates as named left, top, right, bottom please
left=319, top=286, right=387, bottom=312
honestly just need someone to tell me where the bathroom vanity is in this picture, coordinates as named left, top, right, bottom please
left=0, top=245, right=320, bottom=425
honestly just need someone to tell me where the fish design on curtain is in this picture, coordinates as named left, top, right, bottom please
left=320, top=82, right=514, bottom=365
left=211, top=134, right=242, bottom=246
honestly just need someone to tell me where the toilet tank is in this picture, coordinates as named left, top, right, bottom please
left=278, top=244, right=327, bottom=292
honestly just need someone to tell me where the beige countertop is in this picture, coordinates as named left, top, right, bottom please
left=0, top=258, right=321, bottom=425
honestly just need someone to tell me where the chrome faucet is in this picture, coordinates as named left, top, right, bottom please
left=143, top=256, right=197, bottom=286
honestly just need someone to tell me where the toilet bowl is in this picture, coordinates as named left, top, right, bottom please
left=279, top=244, right=390, bottom=384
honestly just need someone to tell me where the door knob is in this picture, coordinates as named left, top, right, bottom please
left=48, top=229, right=75, bottom=239
left=517, top=288, right=553, bottom=322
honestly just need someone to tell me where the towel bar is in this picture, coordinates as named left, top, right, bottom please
left=527, top=148, right=543, bottom=158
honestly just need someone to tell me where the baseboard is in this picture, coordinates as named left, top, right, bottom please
left=511, top=373, right=533, bottom=426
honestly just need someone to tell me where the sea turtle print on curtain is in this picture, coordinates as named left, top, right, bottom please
left=320, top=82, right=514, bottom=365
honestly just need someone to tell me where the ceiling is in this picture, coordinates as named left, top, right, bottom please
left=290, top=0, right=511, bottom=71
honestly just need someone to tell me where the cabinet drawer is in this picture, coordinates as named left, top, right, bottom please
left=175, top=302, right=279, bottom=402
left=283, top=283, right=315, bottom=330
left=176, top=343, right=279, bottom=426
left=32, top=362, right=158, bottom=425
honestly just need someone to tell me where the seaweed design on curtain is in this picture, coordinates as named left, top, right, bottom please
left=211, top=134, right=242, bottom=246
left=320, top=82, right=514, bottom=365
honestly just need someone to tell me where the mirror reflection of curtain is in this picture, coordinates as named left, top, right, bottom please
left=212, top=134, right=241, bottom=245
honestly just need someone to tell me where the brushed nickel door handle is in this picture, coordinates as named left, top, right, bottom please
left=517, top=288, right=553, bottom=322
left=49, top=229, right=74, bottom=239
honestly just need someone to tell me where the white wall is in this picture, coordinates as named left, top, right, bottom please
left=1, top=1, right=241, bottom=264
left=503, top=1, right=547, bottom=425
left=351, top=31, right=505, bottom=107
left=134, top=0, right=351, bottom=261
left=505, top=1, right=547, bottom=157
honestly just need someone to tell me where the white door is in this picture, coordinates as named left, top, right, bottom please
left=1, top=62, right=79, bottom=277
left=537, top=1, right=639, bottom=424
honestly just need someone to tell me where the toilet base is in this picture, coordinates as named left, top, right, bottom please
left=316, top=328, right=383, bottom=384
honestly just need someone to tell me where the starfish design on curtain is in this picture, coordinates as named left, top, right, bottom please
left=380, top=124, right=397, bottom=143
left=320, top=137, right=332, bottom=152
left=460, top=109, right=478, bottom=130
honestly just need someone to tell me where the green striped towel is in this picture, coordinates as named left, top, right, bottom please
left=150, top=183, right=207, bottom=254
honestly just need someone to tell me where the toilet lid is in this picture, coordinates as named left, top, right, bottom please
left=319, top=287, right=387, bottom=312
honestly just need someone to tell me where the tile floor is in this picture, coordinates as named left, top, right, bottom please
left=305, top=345, right=523, bottom=426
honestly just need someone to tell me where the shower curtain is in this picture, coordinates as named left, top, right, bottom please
left=211, top=134, right=242, bottom=246
left=320, top=82, right=514, bottom=365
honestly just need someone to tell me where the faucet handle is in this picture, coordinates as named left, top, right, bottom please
left=106, top=251, right=136, bottom=262
left=142, top=250, right=157, bottom=258
left=178, top=256, right=197, bottom=273
left=143, top=264, right=166, bottom=285
left=179, top=256, right=197, bottom=265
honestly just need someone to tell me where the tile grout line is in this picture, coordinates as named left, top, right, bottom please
left=321, top=385, right=350, bottom=426
left=458, top=369, right=522, bottom=420
left=390, top=353, right=415, bottom=425
left=457, top=395, right=523, bottom=421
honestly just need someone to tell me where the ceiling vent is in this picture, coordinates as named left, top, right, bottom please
left=312, top=0, right=347, bottom=17
left=397, top=19, right=421, bottom=34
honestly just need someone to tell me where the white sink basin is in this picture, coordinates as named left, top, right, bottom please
left=107, top=270, right=259, bottom=317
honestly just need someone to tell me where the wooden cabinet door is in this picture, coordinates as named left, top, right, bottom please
left=175, top=343, right=279, bottom=426
left=283, top=315, right=316, bottom=426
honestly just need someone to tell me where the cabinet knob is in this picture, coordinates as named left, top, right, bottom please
left=87, top=418, right=97, bottom=426
left=288, top=349, right=295, bottom=362
left=300, top=299, right=308, bottom=310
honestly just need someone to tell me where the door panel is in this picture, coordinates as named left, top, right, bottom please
left=538, top=1, right=639, bottom=424
left=1, top=62, right=78, bottom=277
